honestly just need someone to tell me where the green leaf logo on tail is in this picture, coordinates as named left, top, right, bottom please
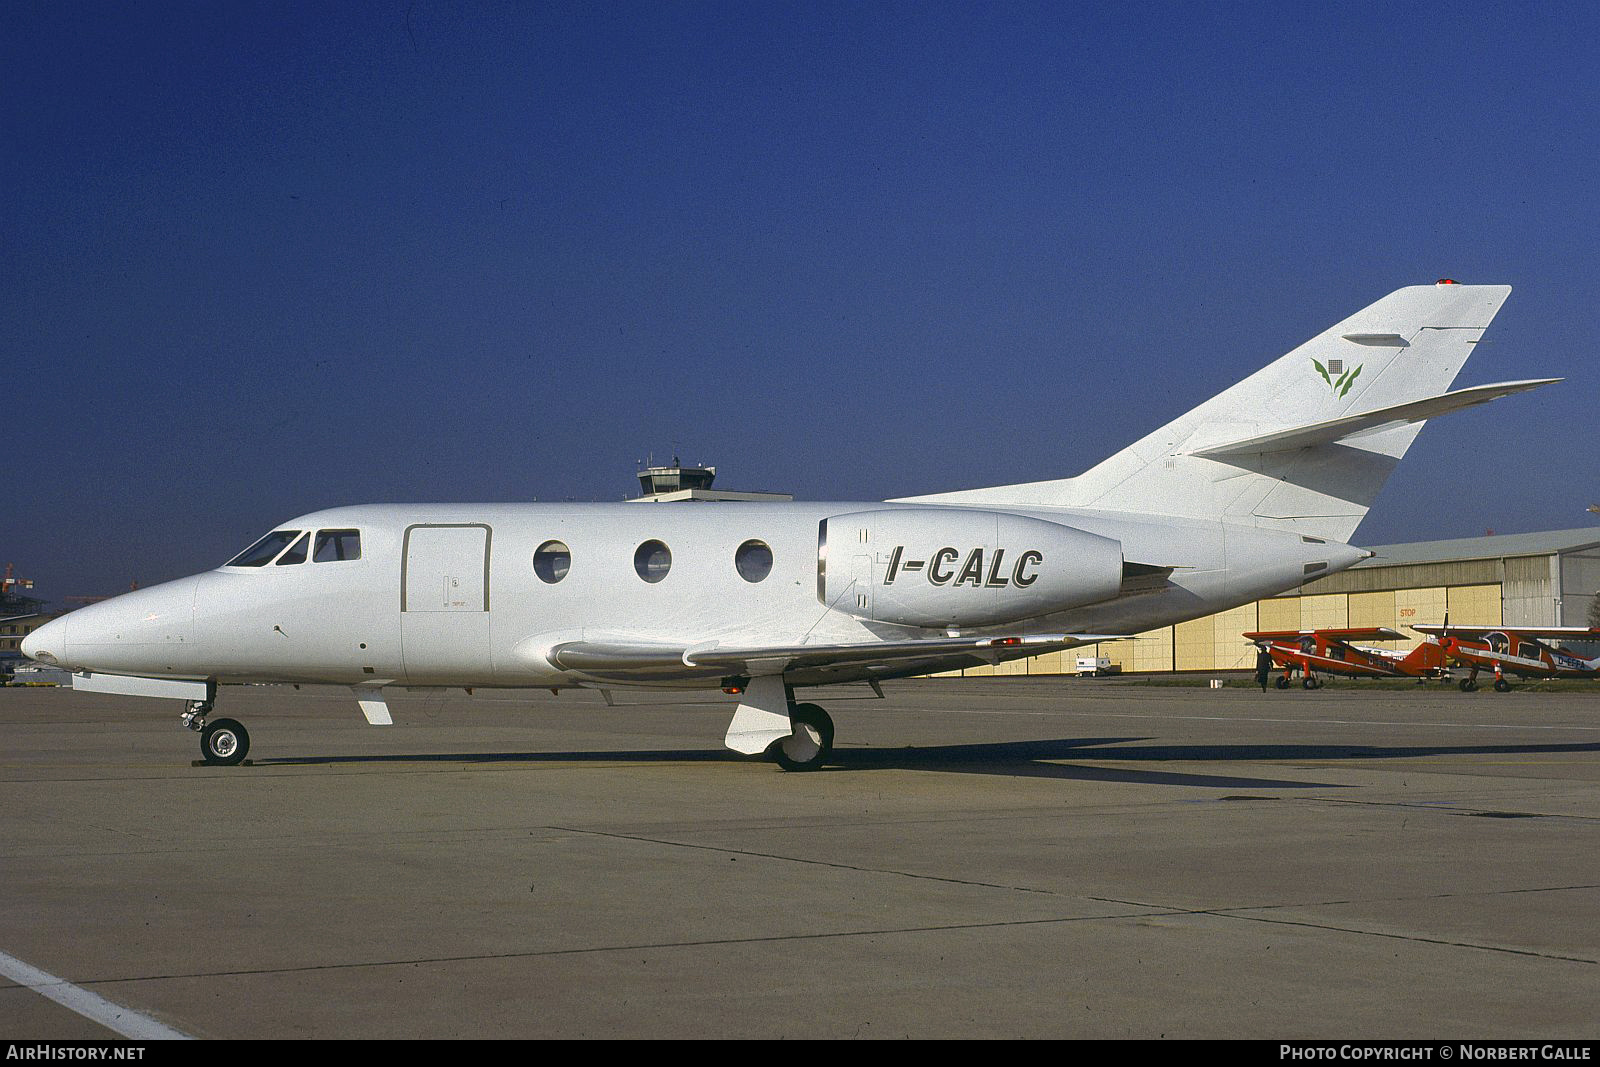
left=1313, top=359, right=1363, bottom=399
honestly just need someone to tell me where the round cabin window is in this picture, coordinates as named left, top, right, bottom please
left=634, top=540, right=672, bottom=583
left=735, top=539, right=773, bottom=583
left=533, top=540, right=571, bottom=584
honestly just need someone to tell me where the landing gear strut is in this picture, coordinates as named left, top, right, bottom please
left=183, top=700, right=250, bottom=766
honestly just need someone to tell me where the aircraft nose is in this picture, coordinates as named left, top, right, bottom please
left=20, top=615, right=69, bottom=667
left=44, top=577, right=200, bottom=676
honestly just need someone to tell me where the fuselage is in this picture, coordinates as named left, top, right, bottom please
left=1441, top=634, right=1600, bottom=681
left=1263, top=638, right=1444, bottom=679
left=23, top=501, right=1364, bottom=691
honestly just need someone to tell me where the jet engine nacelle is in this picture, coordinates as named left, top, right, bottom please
left=818, top=508, right=1124, bottom=629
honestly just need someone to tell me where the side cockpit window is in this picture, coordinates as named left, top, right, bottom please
left=314, top=529, right=362, bottom=562
left=227, top=530, right=302, bottom=567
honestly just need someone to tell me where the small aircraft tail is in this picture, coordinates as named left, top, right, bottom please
left=899, top=282, right=1547, bottom=543
left=1400, top=638, right=1448, bottom=675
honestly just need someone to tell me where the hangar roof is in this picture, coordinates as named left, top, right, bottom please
left=1357, top=527, right=1600, bottom=568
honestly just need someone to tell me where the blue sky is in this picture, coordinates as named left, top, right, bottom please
left=4, top=1, right=1596, bottom=599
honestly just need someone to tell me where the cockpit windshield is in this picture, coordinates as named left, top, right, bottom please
left=226, top=528, right=363, bottom=568
left=227, top=530, right=302, bottom=567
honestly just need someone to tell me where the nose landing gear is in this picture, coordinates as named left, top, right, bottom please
left=183, top=701, right=251, bottom=766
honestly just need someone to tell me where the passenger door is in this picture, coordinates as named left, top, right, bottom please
left=400, top=524, right=492, bottom=683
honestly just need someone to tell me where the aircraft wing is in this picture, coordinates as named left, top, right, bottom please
left=685, top=634, right=1131, bottom=672
left=543, top=633, right=1132, bottom=680
left=1414, top=625, right=1600, bottom=640
left=1189, top=379, right=1561, bottom=458
left=1244, top=627, right=1407, bottom=642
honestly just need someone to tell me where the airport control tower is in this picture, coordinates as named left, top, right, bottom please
left=629, top=459, right=792, bottom=503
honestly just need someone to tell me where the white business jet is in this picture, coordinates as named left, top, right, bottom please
left=23, top=282, right=1555, bottom=770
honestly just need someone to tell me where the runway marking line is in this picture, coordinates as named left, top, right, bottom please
left=0, top=949, right=191, bottom=1040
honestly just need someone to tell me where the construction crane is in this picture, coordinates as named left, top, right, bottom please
left=1, top=563, right=35, bottom=602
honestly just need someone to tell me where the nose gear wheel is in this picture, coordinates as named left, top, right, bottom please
left=200, top=718, right=250, bottom=766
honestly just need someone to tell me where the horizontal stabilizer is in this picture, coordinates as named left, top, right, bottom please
left=1189, top=379, right=1560, bottom=458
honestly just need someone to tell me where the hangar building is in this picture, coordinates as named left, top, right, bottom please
left=946, top=527, right=1600, bottom=677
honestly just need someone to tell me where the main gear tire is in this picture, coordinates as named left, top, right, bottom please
left=773, top=703, right=834, bottom=772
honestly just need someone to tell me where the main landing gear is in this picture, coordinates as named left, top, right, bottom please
left=722, top=677, right=836, bottom=772
left=770, top=702, right=835, bottom=772
left=183, top=701, right=251, bottom=766
left=1456, top=667, right=1514, bottom=693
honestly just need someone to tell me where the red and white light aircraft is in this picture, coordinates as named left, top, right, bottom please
left=1244, top=628, right=1448, bottom=688
left=1413, top=624, right=1600, bottom=691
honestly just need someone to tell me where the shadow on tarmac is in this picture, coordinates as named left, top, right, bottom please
left=250, top=736, right=1600, bottom=790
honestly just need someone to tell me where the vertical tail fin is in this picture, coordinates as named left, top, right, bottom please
left=899, top=282, right=1515, bottom=542
left=1401, top=638, right=1448, bottom=674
